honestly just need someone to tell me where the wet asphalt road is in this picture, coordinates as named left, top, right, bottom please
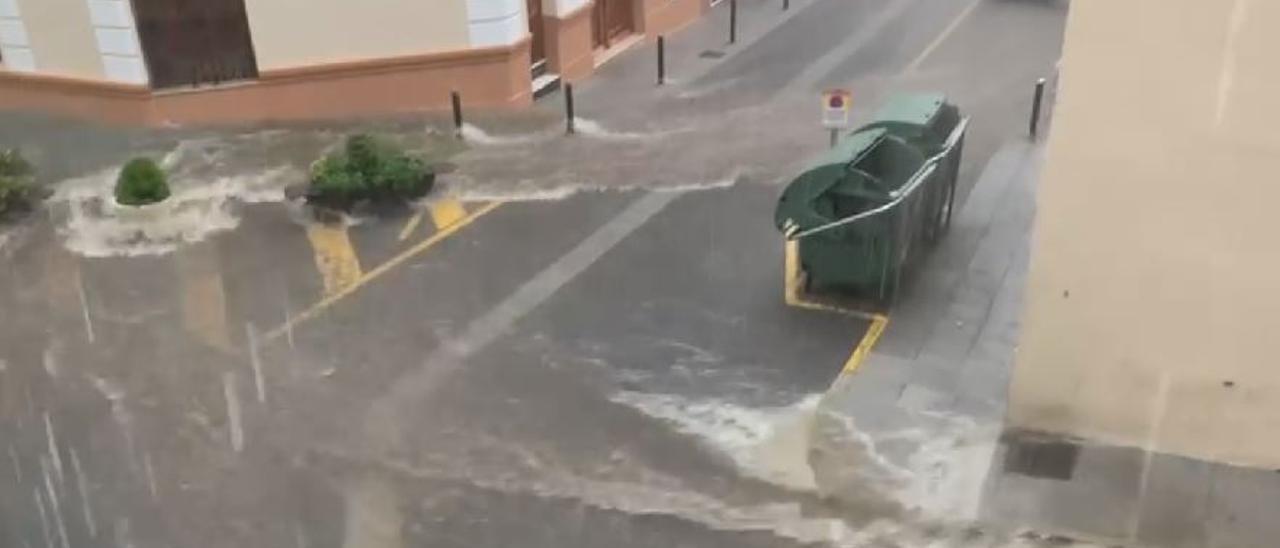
left=0, top=0, right=1067, bottom=546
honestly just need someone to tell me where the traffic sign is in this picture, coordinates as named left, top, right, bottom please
left=822, top=89, right=853, bottom=129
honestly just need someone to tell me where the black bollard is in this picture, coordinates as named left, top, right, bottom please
left=565, top=84, right=576, bottom=135
left=451, top=91, right=463, bottom=138
left=657, top=36, right=666, bottom=85
left=1030, top=78, right=1046, bottom=139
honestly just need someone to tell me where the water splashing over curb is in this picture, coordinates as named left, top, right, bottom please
left=51, top=164, right=300, bottom=257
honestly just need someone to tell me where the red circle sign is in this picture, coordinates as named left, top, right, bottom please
left=828, top=96, right=844, bottom=109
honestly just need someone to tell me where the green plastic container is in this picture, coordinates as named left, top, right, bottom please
left=775, top=93, right=967, bottom=301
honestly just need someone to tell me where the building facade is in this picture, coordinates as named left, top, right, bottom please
left=1010, top=0, right=1280, bottom=469
left=0, top=0, right=709, bottom=125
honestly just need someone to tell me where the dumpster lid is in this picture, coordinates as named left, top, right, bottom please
left=873, top=93, right=947, bottom=126
left=776, top=128, right=896, bottom=234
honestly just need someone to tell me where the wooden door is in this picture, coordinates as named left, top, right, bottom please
left=527, top=0, right=546, bottom=64
left=133, top=0, right=258, bottom=89
left=592, top=0, right=634, bottom=49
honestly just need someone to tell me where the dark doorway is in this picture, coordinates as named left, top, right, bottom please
left=592, top=0, right=634, bottom=49
left=132, top=0, right=259, bottom=89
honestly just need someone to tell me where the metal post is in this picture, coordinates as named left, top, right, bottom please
left=784, top=0, right=790, bottom=10
left=657, top=36, right=666, bottom=85
left=730, top=0, right=738, bottom=44
left=1030, top=78, right=1046, bottom=139
left=830, top=129, right=839, bottom=149
left=451, top=91, right=463, bottom=139
left=565, top=83, right=576, bottom=135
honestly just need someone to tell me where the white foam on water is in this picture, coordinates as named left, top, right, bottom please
left=609, top=391, right=821, bottom=492
left=451, top=181, right=585, bottom=203
left=459, top=123, right=553, bottom=146
left=893, top=414, right=1001, bottom=523
left=452, top=177, right=737, bottom=203
left=342, top=449, right=864, bottom=548
left=573, top=117, right=691, bottom=141
left=51, top=164, right=299, bottom=258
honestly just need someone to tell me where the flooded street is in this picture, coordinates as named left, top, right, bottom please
left=0, top=0, right=1078, bottom=545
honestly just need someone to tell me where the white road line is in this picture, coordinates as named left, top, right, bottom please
left=282, top=294, right=296, bottom=350
left=782, top=0, right=914, bottom=94
left=143, top=452, right=158, bottom=501
left=76, top=274, right=95, bottom=344
left=905, top=0, right=983, bottom=73
left=9, top=443, right=21, bottom=484
left=364, top=191, right=679, bottom=449
left=34, top=488, right=52, bottom=548
left=224, top=373, right=245, bottom=453
left=246, top=323, right=266, bottom=404
left=43, top=413, right=64, bottom=490
left=70, top=449, right=96, bottom=538
left=41, top=456, right=69, bottom=548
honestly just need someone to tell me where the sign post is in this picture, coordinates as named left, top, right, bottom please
left=822, top=89, right=853, bottom=148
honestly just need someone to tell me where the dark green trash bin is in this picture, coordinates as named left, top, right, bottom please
left=774, top=93, right=967, bottom=302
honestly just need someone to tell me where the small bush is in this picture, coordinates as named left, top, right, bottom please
left=0, top=149, right=37, bottom=216
left=307, top=134, right=434, bottom=210
left=115, top=157, right=170, bottom=206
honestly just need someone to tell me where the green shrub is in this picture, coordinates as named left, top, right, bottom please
left=307, top=134, right=434, bottom=210
left=115, top=158, right=170, bottom=206
left=0, top=149, right=37, bottom=216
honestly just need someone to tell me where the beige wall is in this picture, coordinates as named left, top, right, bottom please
left=243, top=0, right=471, bottom=70
left=15, top=0, right=103, bottom=78
left=1010, top=0, right=1280, bottom=469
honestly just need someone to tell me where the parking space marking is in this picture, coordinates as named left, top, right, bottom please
left=841, top=314, right=888, bottom=376
left=429, top=199, right=469, bottom=231
left=398, top=199, right=473, bottom=242
left=307, top=224, right=364, bottom=297
left=397, top=211, right=425, bottom=242
left=265, top=201, right=503, bottom=341
left=783, top=240, right=882, bottom=320
left=179, top=243, right=232, bottom=352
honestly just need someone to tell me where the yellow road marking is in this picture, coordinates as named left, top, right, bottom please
left=265, top=201, right=502, bottom=341
left=783, top=240, right=881, bottom=320
left=179, top=244, right=232, bottom=351
left=397, top=211, right=425, bottom=242
left=429, top=199, right=468, bottom=230
left=306, top=224, right=364, bottom=297
left=841, top=314, right=888, bottom=376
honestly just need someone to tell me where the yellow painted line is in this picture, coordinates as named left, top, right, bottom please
left=783, top=239, right=882, bottom=320
left=178, top=242, right=232, bottom=351
left=841, top=314, right=888, bottom=376
left=397, top=211, right=425, bottom=242
left=307, top=224, right=365, bottom=297
left=784, top=239, right=802, bottom=304
left=428, top=198, right=468, bottom=230
left=265, top=201, right=502, bottom=341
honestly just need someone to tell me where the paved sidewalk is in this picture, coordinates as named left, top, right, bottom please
left=806, top=135, right=1280, bottom=547
left=805, top=139, right=1050, bottom=542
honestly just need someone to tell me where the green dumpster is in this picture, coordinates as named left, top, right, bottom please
left=774, top=93, right=967, bottom=302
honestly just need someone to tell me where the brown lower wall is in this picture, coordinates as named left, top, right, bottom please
left=0, top=38, right=532, bottom=127
left=0, top=71, right=151, bottom=125
left=639, top=0, right=708, bottom=37
left=545, top=3, right=595, bottom=82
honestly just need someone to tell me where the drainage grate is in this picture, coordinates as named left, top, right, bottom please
left=1003, top=438, right=1080, bottom=481
left=699, top=49, right=727, bottom=59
